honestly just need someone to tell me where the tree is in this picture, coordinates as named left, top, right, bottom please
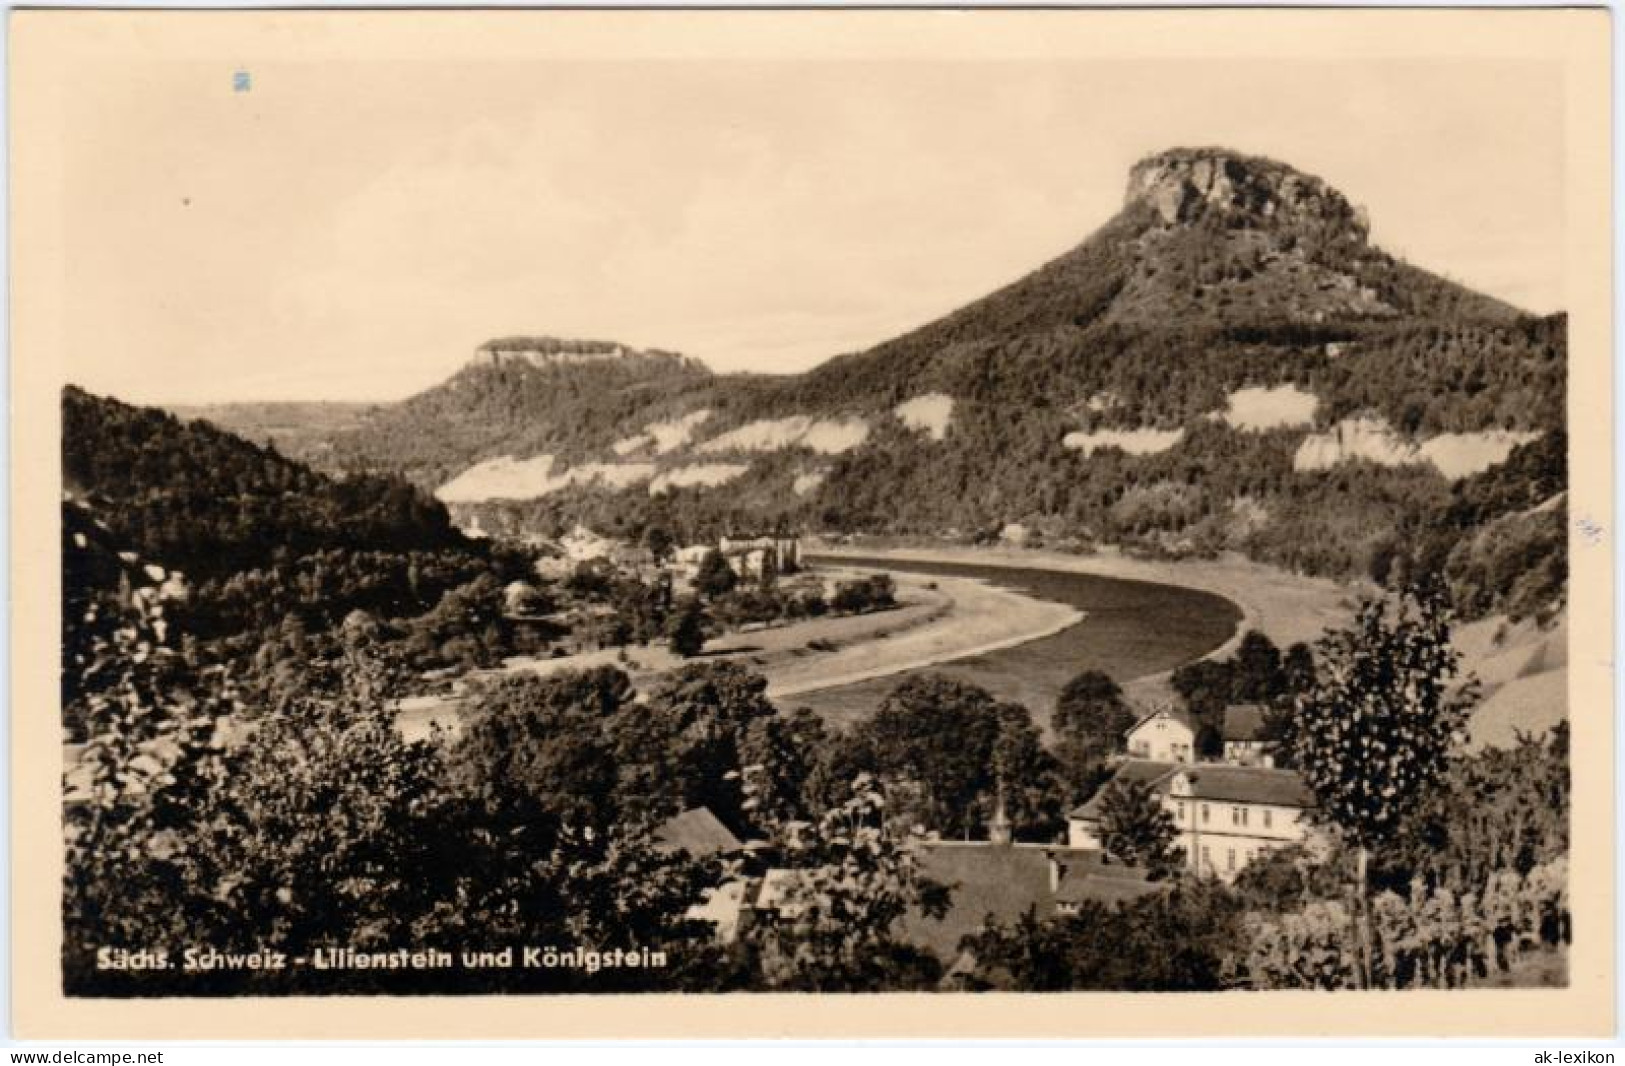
left=743, top=773, right=948, bottom=991
left=990, top=703, right=1064, bottom=839
left=643, top=525, right=675, bottom=565
left=693, top=549, right=737, bottom=599
left=865, top=573, right=897, bottom=608
left=1051, top=670, right=1137, bottom=799
left=667, top=596, right=708, bottom=658
left=737, top=708, right=829, bottom=829
left=830, top=579, right=871, bottom=614
left=961, top=880, right=1246, bottom=991
left=1288, top=586, right=1479, bottom=987
left=448, top=667, right=630, bottom=826
left=1230, top=630, right=1285, bottom=702
left=616, top=661, right=776, bottom=829
left=611, top=575, right=670, bottom=644
left=63, top=584, right=239, bottom=992
left=1170, top=658, right=1233, bottom=718
left=795, top=588, right=828, bottom=618
left=1095, top=777, right=1182, bottom=878
left=853, top=675, right=1005, bottom=838
left=566, top=559, right=615, bottom=598
left=65, top=605, right=728, bottom=995
left=1282, top=641, right=1318, bottom=693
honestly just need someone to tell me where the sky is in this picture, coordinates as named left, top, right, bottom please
left=57, top=51, right=1567, bottom=405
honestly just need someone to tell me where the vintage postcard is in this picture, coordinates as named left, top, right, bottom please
left=9, top=7, right=1614, bottom=1040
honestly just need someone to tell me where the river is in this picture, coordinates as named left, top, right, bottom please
left=793, top=553, right=1243, bottom=728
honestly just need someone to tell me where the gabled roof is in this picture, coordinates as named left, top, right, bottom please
left=1222, top=704, right=1270, bottom=742
left=1169, top=764, right=1315, bottom=808
left=652, top=807, right=743, bottom=858
left=1068, top=759, right=1180, bottom=820
left=1127, top=705, right=1196, bottom=736
left=1070, top=758, right=1314, bottom=815
left=1053, top=871, right=1167, bottom=907
left=897, top=843, right=1156, bottom=962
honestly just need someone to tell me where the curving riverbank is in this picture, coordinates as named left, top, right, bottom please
left=791, top=545, right=1353, bottom=729
left=766, top=573, right=1083, bottom=700
left=810, top=544, right=1354, bottom=654
left=394, top=546, right=1354, bottom=740
left=395, top=568, right=1082, bottom=741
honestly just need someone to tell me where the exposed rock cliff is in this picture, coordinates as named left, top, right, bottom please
left=1126, top=146, right=1370, bottom=248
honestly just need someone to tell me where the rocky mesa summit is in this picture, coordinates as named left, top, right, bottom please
left=1126, top=147, right=1370, bottom=242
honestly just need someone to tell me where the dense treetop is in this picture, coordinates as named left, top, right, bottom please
left=64, top=385, right=468, bottom=583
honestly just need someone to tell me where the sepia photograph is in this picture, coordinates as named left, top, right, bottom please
left=9, top=6, right=1614, bottom=1041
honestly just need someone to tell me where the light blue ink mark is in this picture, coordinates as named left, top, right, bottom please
left=233, top=71, right=252, bottom=93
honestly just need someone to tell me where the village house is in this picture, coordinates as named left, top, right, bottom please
left=671, top=543, right=713, bottom=581
left=719, top=532, right=801, bottom=580
left=1067, top=759, right=1317, bottom=881
left=712, top=839, right=1163, bottom=967
left=652, top=807, right=745, bottom=860
left=673, top=532, right=802, bottom=583
left=685, top=803, right=1161, bottom=972
left=1221, top=704, right=1276, bottom=766
left=1125, top=705, right=1197, bottom=763
left=1162, top=764, right=1316, bottom=878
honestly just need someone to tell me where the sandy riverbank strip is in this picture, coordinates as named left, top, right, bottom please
left=494, top=568, right=1081, bottom=699
left=765, top=574, right=1081, bottom=699
left=811, top=543, right=1356, bottom=657
left=396, top=568, right=1081, bottom=738
left=807, top=543, right=1357, bottom=705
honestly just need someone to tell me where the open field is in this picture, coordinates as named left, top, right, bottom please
left=1457, top=612, right=1570, bottom=750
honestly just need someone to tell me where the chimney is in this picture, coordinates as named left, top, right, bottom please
left=987, top=793, right=1013, bottom=846
left=1047, top=850, right=1068, bottom=893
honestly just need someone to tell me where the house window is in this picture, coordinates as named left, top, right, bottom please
left=1227, top=848, right=1236, bottom=872
left=1201, top=804, right=1210, bottom=824
left=1240, top=807, right=1249, bottom=827
left=1175, top=801, right=1186, bottom=822
left=1263, top=809, right=1272, bottom=829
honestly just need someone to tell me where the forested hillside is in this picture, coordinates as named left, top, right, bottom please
left=319, top=341, right=715, bottom=485
left=64, top=385, right=469, bottom=579
left=61, top=387, right=534, bottom=700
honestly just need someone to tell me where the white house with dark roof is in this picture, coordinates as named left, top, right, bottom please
left=1067, top=759, right=1318, bottom=881
left=1124, top=706, right=1197, bottom=763
left=719, top=532, right=800, bottom=580
left=1164, top=764, right=1316, bottom=878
